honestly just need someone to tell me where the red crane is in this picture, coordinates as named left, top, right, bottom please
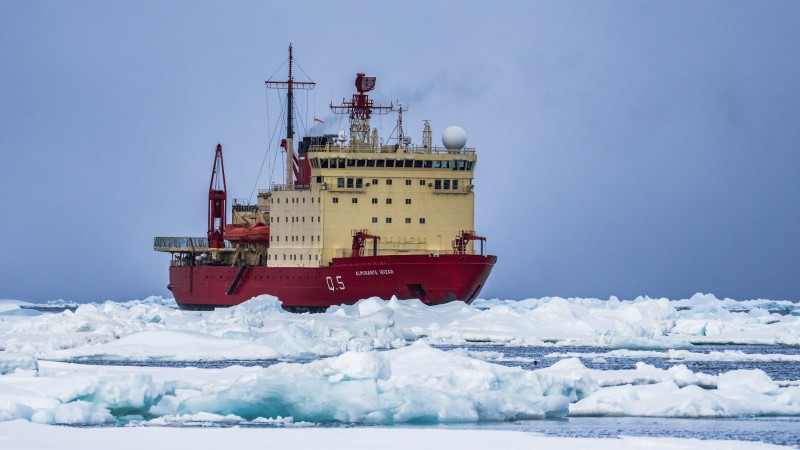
left=207, top=144, right=227, bottom=249
left=452, top=230, right=486, bottom=256
left=351, top=229, right=381, bottom=257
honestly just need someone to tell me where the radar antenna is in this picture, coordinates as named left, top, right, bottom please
left=330, top=73, right=392, bottom=146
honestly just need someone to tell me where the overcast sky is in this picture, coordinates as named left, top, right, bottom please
left=1, top=1, right=798, bottom=303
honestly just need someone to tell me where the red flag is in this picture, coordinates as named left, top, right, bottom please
left=314, top=117, right=324, bottom=123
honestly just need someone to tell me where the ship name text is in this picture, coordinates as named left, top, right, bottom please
left=355, top=269, right=394, bottom=276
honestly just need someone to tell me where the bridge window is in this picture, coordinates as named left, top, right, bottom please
left=366, top=160, right=376, bottom=167
left=356, top=178, right=363, bottom=188
left=347, top=159, right=356, bottom=167
left=376, top=159, right=385, bottom=168
left=453, top=180, right=459, bottom=190
left=414, top=160, right=423, bottom=168
left=434, top=160, right=441, bottom=168
left=444, top=180, right=451, bottom=189
left=434, top=180, right=441, bottom=189
left=357, top=159, right=365, bottom=167
left=346, top=178, right=354, bottom=188
left=386, top=159, right=395, bottom=168
left=337, top=178, right=345, bottom=188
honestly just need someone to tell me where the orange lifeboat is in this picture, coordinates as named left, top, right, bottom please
left=246, top=223, right=270, bottom=242
left=223, top=224, right=249, bottom=243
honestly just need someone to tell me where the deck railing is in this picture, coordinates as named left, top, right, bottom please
left=153, top=237, right=232, bottom=251
left=306, top=143, right=475, bottom=155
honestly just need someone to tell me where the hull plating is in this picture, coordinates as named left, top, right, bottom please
left=168, top=254, right=496, bottom=309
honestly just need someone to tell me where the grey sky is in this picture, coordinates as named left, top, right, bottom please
left=1, top=1, right=798, bottom=302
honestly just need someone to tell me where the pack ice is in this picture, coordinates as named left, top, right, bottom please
left=0, top=293, right=798, bottom=425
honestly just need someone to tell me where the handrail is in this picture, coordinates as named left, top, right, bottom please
left=153, top=237, right=233, bottom=251
left=306, top=143, right=476, bottom=155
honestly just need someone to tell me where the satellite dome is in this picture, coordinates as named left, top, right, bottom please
left=442, top=126, right=467, bottom=150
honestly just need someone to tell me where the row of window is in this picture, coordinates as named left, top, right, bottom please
left=370, top=217, right=426, bottom=224
left=271, top=235, right=321, bottom=242
left=271, top=216, right=321, bottom=223
left=333, top=197, right=414, bottom=205
left=333, top=177, right=463, bottom=189
left=268, top=254, right=319, bottom=261
left=314, top=158, right=473, bottom=171
left=271, top=217, right=427, bottom=229
left=273, top=197, right=320, bottom=204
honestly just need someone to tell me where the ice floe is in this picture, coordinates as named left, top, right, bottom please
left=2, top=343, right=800, bottom=426
left=1, top=293, right=799, bottom=428
left=1, top=293, right=798, bottom=363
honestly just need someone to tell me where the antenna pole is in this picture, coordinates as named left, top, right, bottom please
left=266, top=44, right=315, bottom=188
left=286, top=44, right=294, bottom=186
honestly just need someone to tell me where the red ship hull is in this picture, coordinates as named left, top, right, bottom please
left=168, top=254, right=496, bottom=310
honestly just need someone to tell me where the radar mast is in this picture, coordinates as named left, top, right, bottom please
left=330, top=73, right=392, bottom=147
left=266, top=44, right=315, bottom=186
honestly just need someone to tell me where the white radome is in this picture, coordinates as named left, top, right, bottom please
left=442, top=126, right=467, bottom=150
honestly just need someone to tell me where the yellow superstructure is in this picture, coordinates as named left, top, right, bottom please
left=260, top=140, right=477, bottom=267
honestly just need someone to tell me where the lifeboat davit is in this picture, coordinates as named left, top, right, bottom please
left=223, top=224, right=249, bottom=242
left=247, top=223, right=270, bottom=242
left=224, top=223, right=269, bottom=243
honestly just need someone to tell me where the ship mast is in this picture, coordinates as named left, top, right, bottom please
left=266, top=44, right=315, bottom=187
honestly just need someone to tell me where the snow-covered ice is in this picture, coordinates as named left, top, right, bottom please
left=2, top=293, right=799, bottom=363
left=1, top=293, right=799, bottom=447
